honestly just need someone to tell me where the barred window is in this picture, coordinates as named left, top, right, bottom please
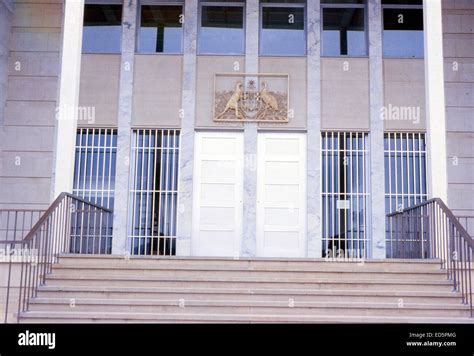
left=322, top=132, right=370, bottom=259
left=72, top=128, right=117, bottom=253
left=384, top=132, right=428, bottom=258
left=384, top=132, right=427, bottom=214
left=129, top=129, right=180, bottom=256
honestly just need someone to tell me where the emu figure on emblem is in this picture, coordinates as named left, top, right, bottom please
left=259, top=81, right=278, bottom=118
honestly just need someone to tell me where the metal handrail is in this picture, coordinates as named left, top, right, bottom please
left=387, top=198, right=473, bottom=317
left=1, top=193, right=112, bottom=323
left=23, top=193, right=112, bottom=241
left=388, top=198, right=474, bottom=248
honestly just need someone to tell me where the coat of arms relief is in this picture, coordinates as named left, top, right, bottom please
left=213, top=74, right=289, bottom=123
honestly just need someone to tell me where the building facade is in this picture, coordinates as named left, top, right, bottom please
left=0, top=0, right=473, bottom=260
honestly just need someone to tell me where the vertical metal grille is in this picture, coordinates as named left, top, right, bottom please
left=129, top=129, right=180, bottom=256
left=72, top=128, right=117, bottom=253
left=321, top=132, right=369, bottom=259
left=384, top=132, right=428, bottom=257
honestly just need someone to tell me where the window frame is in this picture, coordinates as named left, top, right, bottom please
left=320, top=2, right=368, bottom=58
left=381, top=2, right=424, bottom=59
left=82, top=0, right=124, bottom=54
left=136, top=1, right=185, bottom=55
left=197, top=1, right=246, bottom=56
left=259, top=2, right=307, bottom=57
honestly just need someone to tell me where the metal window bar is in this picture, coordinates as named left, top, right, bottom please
left=129, top=129, right=180, bottom=256
left=322, top=131, right=369, bottom=259
left=384, top=132, right=428, bottom=258
left=72, top=128, right=117, bottom=254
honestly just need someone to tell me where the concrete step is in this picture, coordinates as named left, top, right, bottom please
left=57, top=254, right=444, bottom=272
left=50, top=265, right=449, bottom=281
left=26, top=297, right=471, bottom=317
left=36, top=285, right=463, bottom=304
left=17, top=255, right=472, bottom=323
left=44, top=274, right=455, bottom=292
left=19, top=311, right=474, bottom=324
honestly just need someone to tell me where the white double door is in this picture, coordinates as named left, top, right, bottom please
left=192, top=132, right=306, bottom=258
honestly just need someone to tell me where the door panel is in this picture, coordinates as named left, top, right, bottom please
left=192, top=132, right=243, bottom=256
left=257, top=133, right=307, bottom=257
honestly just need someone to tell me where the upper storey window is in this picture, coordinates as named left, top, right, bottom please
left=138, top=3, right=183, bottom=53
left=321, top=0, right=367, bottom=57
left=260, top=0, right=306, bottom=56
left=198, top=1, right=245, bottom=55
left=82, top=3, right=123, bottom=53
left=382, top=0, right=423, bottom=58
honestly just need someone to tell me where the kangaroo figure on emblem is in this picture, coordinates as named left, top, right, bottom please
left=215, top=81, right=244, bottom=120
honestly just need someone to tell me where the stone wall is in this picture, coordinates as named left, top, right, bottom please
left=0, top=0, right=63, bottom=209
left=442, top=0, right=474, bottom=229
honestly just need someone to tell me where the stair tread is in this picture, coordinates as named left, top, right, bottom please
left=28, top=297, right=470, bottom=310
left=45, top=274, right=453, bottom=284
left=59, top=254, right=444, bottom=264
left=52, top=265, right=446, bottom=274
left=19, top=311, right=474, bottom=324
left=38, top=285, right=460, bottom=297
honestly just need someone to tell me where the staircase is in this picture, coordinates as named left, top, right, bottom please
left=19, top=255, right=474, bottom=323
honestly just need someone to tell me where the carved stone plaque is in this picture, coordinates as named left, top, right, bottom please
left=213, top=73, right=289, bottom=123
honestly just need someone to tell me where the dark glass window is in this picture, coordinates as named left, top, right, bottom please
left=382, top=0, right=422, bottom=4
left=322, top=8, right=366, bottom=56
left=261, top=0, right=305, bottom=3
left=261, top=6, right=305, bottom=55
left=199, top=5, right=245, bottom=54
left=138, top=5, right=183, bottom=53
left=321, top=0, right=365, bottom=3
left=383, top=8, right=423, bottom=57
left=82, top=4, right=122, bottom=53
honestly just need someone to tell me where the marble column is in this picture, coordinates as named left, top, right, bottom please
left=241, top=0, right=259, bottom=257
left=306, top=0, right=322, bottom=258
left=423, top=0, right=448, bottom=202
left=0, top=0, right=13, bottom=126
left=368, top=0, right=386, bottom=259
left=176, top=0, right=198, bottom=256
left=111, top=0, right=138, bottom=255
left=52, top=0, right=84, bottom=198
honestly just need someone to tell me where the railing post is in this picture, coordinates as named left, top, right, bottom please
left=4, top=242, right=14, bottom=323
left=450, top=221, right=457, bottom=290
left=468, top=245, right=473, bottom=317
